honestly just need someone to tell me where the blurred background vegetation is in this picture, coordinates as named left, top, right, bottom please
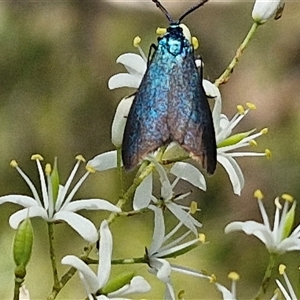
left=0, top=1, right=300, bottom=299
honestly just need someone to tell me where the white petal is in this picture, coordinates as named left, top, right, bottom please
left=203, top=80, right=219, bottom=98
left=19, top=285, right=30, bottom=300
left=111, top=96, right=134, bottom=147
left=98, top=220, right=113, bottom=288
left=116, top=53, right=146, bottom=75
left=276, top=279, right=293, bottom=300
left=252, top=0, right=282, bottom=23
left=156, top=259, right=172, bottom=283
left=225, top=221, right=274, bottom=248
left=108, top=73, right=141, bottom=90
left=61, top=255, right=100, bottom=293
left=217, top=155, right=244, bottom=196
left=63, top=199, right=121, bottom=213
left=215, top=283, right=235, bottom=300
left=149, top=206, right=165, bottom=254
left=167, top=202, right=201, bottom=235
left=53, top=211, right=98, bottom=243
left=164, top=282, right=176, bottom=300
left=9, top=207, right=48, bottom=229
left=108, top=276, right=151, bottom=297
left=88, top=151, right=118, bottom=171
left=170, top=162, right=206, bottom=191
left=152, top=161, right=172, bottom=200
left=278, top=238, right=300, bottom=253
left=133, top=174, right=152, bottom=210
left=0, top=195, right=38, bottom=207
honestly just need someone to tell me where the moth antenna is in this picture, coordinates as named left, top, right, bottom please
left=152, top=0, right=173, bottom=23
left=179, top=0, right=209, bottom=23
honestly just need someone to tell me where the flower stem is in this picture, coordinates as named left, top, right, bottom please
left=47, top=223, right=60, bottom=293
left=47, top=244, right=93, bottom=300
left=215, top=22, right=259, bottom=87
left=107, top=146, right=167, bottom=225
left=254, top=253, right=278, bottom=300
left=13, top=277, right=23, bottom=300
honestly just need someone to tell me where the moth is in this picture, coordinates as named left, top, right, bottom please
left=122, top=0, right=217, bottom=174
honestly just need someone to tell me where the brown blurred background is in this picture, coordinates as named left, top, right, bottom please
left=0, top=1, right=300, bottom=299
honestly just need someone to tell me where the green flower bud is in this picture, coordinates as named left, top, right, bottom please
left=13, top=218, right=33, bottom=268
left=50, top=157, right=60, bottom=203
left=282, top=201, right=296, bottom=240
left=218, top=129, right=255, bottom=148
left=100, top=271, right=134, bottom=295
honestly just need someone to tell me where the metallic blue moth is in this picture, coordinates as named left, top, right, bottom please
left=122, top=0, right=217, bottom=174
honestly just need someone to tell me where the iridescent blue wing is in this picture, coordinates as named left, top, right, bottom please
left=122, top=48, right=171, bottom=170
left=168, top=51, right=217, bottom=174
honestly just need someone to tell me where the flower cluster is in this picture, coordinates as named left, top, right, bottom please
left=0, top=154, right=121, bottom=243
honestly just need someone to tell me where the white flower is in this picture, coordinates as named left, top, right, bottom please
left=275, top=265, right=297, bottom=300
left=252, top=0, right=284, bottom=24
left=215, top=272, right=239, bottom=300
left=147, top=206, right=203, bottom=300
left=109, top=47, right=268, bottom=196
left=62, top=220, right=151, bottom=299
left=209, top=81, right=269, bottom=195
left=225, top=190, right=300, bottom=254
left=0, top=154, right=121, bottom=243
left=133, top=158, right=204, bottom=235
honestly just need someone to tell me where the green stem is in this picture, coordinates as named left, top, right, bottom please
left=215, top=22, right=259, bottom=87
left=13, top=277, right=23, bottom=300
left=254, top=253, right=278, bottom=300
left=47, top=223, right=60, bottom=293
left=107, top=146, right=168, bottom=225
left=83, top=256, right=146, bottom=265
left=47, top=244, right=93, bottom=300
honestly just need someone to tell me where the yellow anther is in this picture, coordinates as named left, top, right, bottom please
left=198, top=233, right=206, bottom=243
left=192, top=36, right=199, bottom=50
left=279, top=264, right=286, bottom=275
left=237, top=105, right=245, bottom=115
left=274, top=197, right=282, bottom=209
left=190, top=201, right=197, bottom=214
left=246, top=102, right=256, bottom=110
left=265, top=149, right=272, bottom=159
left=31, top=154, right=44, bottom=161
left=10, top=160, right=18, bottom=168
left=249, top=140, right=257, bottom=147
left=260, top=128, right=268, bottom=134
left=86, top=165, right=96, bottom=174
left=210, top=274, right=217, bottom=283
left=45, top=163, right=52, bottom=175
left=281, top=193, right=294, bottom=203
left=75, top=155, right=86, bottom=163
left=133, top=36, right=141, bottom=47
left=254, top=189, right=264, bottom=200
left=228, top=272, right=240, bottom=281
left=156, top=27, right=167, bottom=35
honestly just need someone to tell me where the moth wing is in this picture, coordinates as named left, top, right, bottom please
left=168, top=54, right=217, bottom=174
left=122, top=54, right=170, bottom=170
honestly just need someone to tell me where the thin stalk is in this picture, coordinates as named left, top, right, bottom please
left=254, top=253, right=278, bottom=300
left=13, top=277, right=23, bottom=300
left=47, top=223, right=60, bottom=294
left=215, top=22, right=259, bottom=87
